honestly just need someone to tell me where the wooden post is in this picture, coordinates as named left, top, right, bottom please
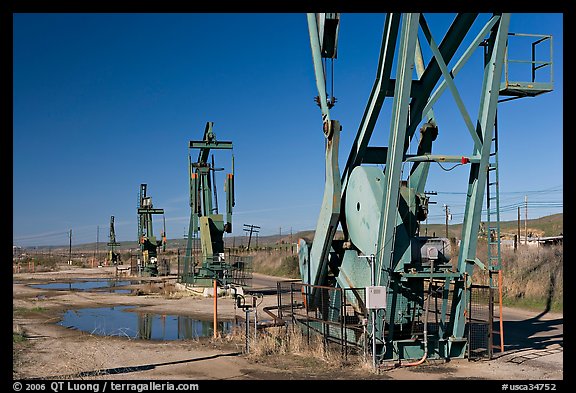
left=517, top=207, right=520, bottom=249
left=524, top=196, right=528, bottom=245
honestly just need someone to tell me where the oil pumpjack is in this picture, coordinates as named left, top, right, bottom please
left=137, top=183, right=167, bottom=277
left=107, top=215, right=121, bottom=265
left=298, top=13, right=553, bottom=363
left=179, top=122, right=251, bottom=288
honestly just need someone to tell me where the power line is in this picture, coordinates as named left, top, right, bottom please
left=13, top=231, right=69, bottom=241
left=436, top=186, right=562, bottom=196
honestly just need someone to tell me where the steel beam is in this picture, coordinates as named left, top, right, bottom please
left=452, top=13, right=511, bottom=339
left=406, top=14, right=478, bottom=144
left=375, top=13, right=420, bottom=286
left=419, top=15, right=482, bottom=151
left=340, top=13, right=401, bottom=192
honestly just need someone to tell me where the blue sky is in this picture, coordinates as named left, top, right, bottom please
left=12, top=13, right=563, bottom=247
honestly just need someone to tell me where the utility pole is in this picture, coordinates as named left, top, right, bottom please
left=243, top=224, right=260, bottom=251
left=517, top=206, right=520, bottom=250
left=93, top=227, right=97, bottom=264
left=68, top=229, right=72, bottom=265
left=524, top=196, right=528, bottom=245
left=443, top=204, right=450, bottom=238
left=96, top=225, right=100, bottom=265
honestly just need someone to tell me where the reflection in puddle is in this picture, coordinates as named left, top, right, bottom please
left=58, top=306, right=233, bottom=340
left=30, top=279, right=137, bottom=291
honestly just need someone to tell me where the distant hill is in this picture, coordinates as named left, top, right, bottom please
left=28, top=213, right=561, bottom=252
left=420, top=212, right=563, bottom=240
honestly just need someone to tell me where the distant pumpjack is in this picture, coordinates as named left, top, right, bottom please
left=137, top=184, right=166, bottom=277
left=107, top=215, right=121, bottom=265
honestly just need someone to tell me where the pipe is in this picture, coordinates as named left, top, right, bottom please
left=213, top=279, right=218, bottom=338
left=262, top=305, right=288, bottom=327
left=401, top=260, right=434, bottom=367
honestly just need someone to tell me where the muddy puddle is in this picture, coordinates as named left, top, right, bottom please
left=58, top=305, right=234, bottom=340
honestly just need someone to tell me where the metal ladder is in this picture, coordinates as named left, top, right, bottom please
left=486, top=112, right=505, bottom=358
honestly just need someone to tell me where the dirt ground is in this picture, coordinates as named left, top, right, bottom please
left=12, top=264, right=564, bottom=384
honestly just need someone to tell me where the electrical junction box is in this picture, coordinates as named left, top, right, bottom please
left=366, top=286, right=387, bottom=309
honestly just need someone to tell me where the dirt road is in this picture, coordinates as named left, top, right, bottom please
left=12, top=265, right=564, bottom=383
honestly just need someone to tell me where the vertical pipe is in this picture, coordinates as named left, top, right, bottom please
left=340, top=288, right=345, bottom=360
left=213, top=279, right=218, bottom=338
left=370, top=255, right=376, bottom=370
left=245, top=309, right=250, bottom=353
left=254, top=302, right=257, bottom=345
left=277, top=281, right=282, bottom=321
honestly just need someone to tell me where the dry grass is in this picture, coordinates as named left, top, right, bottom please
left=249, top=250, right=301, bottom=279
left=220, top=323, right=368, bottom=373
left=474, top=242, right=563, bottom=312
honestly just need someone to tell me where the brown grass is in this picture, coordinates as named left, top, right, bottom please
left=473, top=242, right=563, bottom=312
left=219, top=323, right=368, bottom=372
left=249, top=250, right=301, bottom=279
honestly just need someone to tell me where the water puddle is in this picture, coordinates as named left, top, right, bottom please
left=58, top=306, right=234, bottom=340
left=30, top=279, right=138, bottom=291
